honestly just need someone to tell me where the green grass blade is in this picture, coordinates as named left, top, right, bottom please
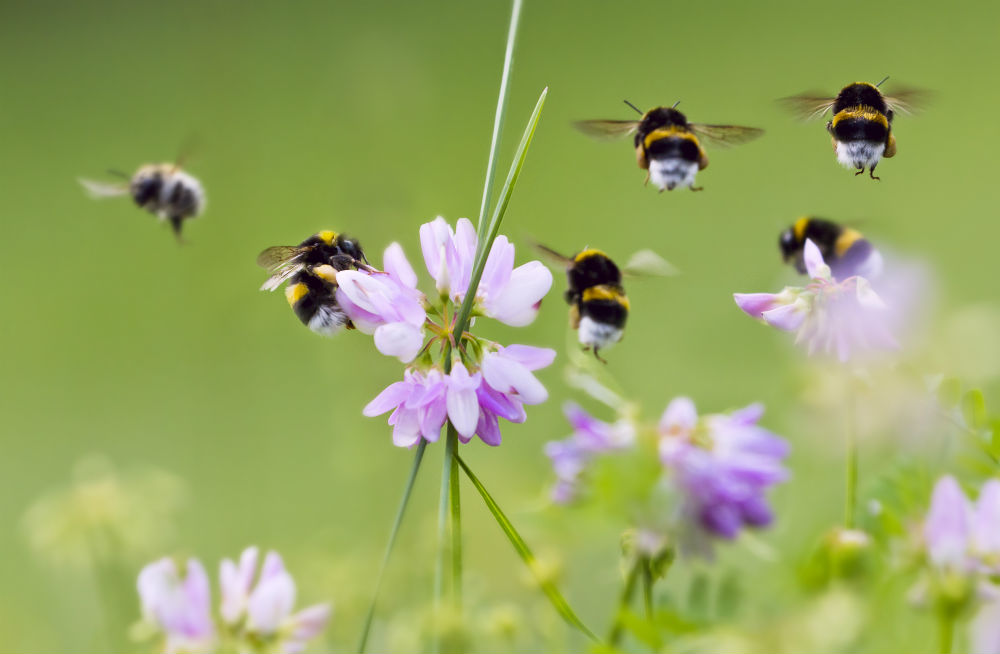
left=357, top=441, right=427, bottom=653
left=453, top=86, right=548, bottom=339
left=456, top=454, right=598, bottom=642
left=476, top=0, right=523, bottom=241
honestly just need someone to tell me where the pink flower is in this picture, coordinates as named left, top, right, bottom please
left=336, top=243, right=427, bottom=363
left=138, top=558, right=215, bottom=654
left=419, top=217, right=552, bottom=326
left=364, top=344, right=555, bottom=448
left=923, top=476, right=1000, bottom=574
left=734, top=239, right=897, bottom=362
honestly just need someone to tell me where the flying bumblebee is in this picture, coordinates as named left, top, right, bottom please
left=779, top=217, right=883, bottom=280
left=257, top=231, right=370, bottom=336
left=781, top=77, right=924, bottom=179
left=574, top=101, right=764, bottom=192
left=79, top=163, right=205, bottom=240
left=536, top=245, right=674, bottom=362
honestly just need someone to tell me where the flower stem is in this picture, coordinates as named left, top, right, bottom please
left=607, top=557, right=641, bottom=646
left=844, top=390, right=858, bottom=529
left=357, top=441, right=427, bottom=653
left=939, top=609, right=954, bottom=654
left=449, top=425, right=463, bottom=605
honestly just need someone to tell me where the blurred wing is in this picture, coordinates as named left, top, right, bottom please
left=256, top=245, right=306, bottom=271
left=531, top=242, right=574, bottom=268
left=78, top=178, right=129, bottom=199
left=572, top=119, right=640, bottom=141
left=883, top=87, right=930, bottom=115
left=259, top=265, right=304, bottom=292
left=622, top=249, right=679, bottom=278
left=778, top=94, right=837, bottom=121
left=689, top=124, right=765, bottom=148
left=172, top=132, right=202, bottom=170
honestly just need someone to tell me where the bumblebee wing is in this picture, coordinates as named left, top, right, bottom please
left=688, top=124, right=765, bottom=148
left=256, top=245, right=308, bottom=271
left=777, top=94, right=837, bottom=121
left=883, top=87, right=930, bottom=115
left=78, top=178, right=129, bottom=199
left=572, top=120, right=640, bottom=141
left=259, top=264, right=304, bottom=292
left=531, top=242, right=575, bottom=267
left=622, top=249, right=679, bottom=278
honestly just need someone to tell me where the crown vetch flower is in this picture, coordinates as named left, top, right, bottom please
left=420, top=216, right=552, bottom=326
left=544, top=403, right=635, bottom=504
left=923, top=475, right=1000, bottom=575
left=734, top=239, right=897, bottom=362
left=138, top=557, right=215, bottom=654
left=336, top=243, right=427, bottom=363
left=138, top=547, right=330, bottom=654
left=365, top=344, right=555, bottom=448
left=659, top=398, right=789, bottom=542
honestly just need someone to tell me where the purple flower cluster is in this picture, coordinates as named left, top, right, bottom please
left=545, top=395, right=789, bottom=549
left=138, top=546, right=330, bottom=654
left=347, top=217, right=556, bottom=448
left=544, top=403, right=635, bottom=503
left=659, top=398, right=790, bottom=541
left=734, top=239, right=897, bottom=362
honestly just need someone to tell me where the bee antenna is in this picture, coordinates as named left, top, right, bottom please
left=875, top=75, right=890, bottom=88
left=106, top=169, right=130, bottom=179
left=623, top=100, right=643, bottom=115
left=671, top=100, right=681, bottom=109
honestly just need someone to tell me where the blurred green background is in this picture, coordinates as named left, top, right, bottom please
left=2, top=0, right=1000, bottom=651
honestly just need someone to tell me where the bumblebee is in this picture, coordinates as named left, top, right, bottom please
left=575, top=101, right=764, bottom=191
left=779, top=217, right=883, bottom=280
left=257, top=231, right=369, bottom=336
left=537, top=245, right=629, bottom=361
left=79, top=163, right=205, bottom=240
left=782, top=78, right=924, bottom=179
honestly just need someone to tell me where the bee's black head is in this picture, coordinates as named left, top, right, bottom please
left=130, top=173, right=162, bottom=207
left=779, top=227, right=798, bottom=261
left=336, top=236, right=367, bottom=264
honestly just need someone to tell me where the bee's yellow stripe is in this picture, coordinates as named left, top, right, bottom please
left=312, top=264, right=339, bottom=283
left=574, top=248, right=609, bottom=263
left=643, top=126, right=698, bottom=150
left=582, top=285, right=629, bottom=310
left=835, top=228, right=863, bottom=257
left=832, top=107, right=889, bottom=129
left=317, top=230, right=338, bottom=244
left=793, top=217, right=810, bottom=242
left=286, top=282, right=309, bottom=307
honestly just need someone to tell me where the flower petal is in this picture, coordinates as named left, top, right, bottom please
left=761, top=303, right=807, bottom=332
left=482, top=352, right=548, bottom=405
left=246, top=560, right=296, bottom=635
left=383, top=242, right=418, bottom=289
left=659, top=396, right=697, bottom=435
left=803, top=239, right=832, bottom=280
left=373, top=323, right=425, bottom=363
left=924, top=475, right=973, bottom=570
left=363, top=381, right=410, bottom=417
left=500, top=344, right=556, bottom=371
left=485, top=261, right=552, bottom=326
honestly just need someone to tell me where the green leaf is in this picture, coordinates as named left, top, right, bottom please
left=475, top=0, right=523, bottom=241
left=451, top=86, right=548, bottom=341
left=989, top=419, right=1000, bottom=460
left=937, top=376, right=962, bottom=408
left=357, top=441, right=427, bottom=653
left=456, top=454, right=598, bottom=642
left=962, top=389, right=987, bottom=430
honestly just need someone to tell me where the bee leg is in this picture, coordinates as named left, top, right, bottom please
left=690, top=185, right=704, bottom=192
left=643, top=171, right=650, bottom=186
left=592, top=347, right=608, bottom=364
left=868, top=166, right=880, bottom=181
left=168, top=215, right=186, bottom=243
left=854, top=167, right=865, bottom=177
